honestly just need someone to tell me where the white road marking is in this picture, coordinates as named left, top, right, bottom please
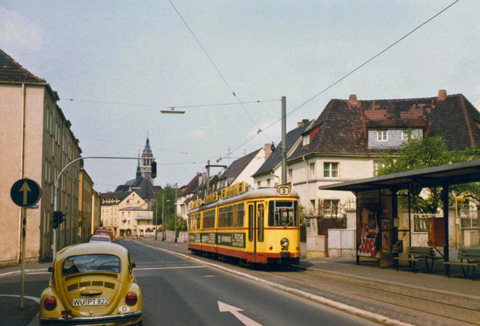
left=218, top=301, right=263, bottom=326
left=204, top=275, right=217, bottom=278
left=135, top=266, right=206, bottom=271
left=0, top=269, right=49, bottom=278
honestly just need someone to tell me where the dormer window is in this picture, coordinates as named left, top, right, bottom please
left=303, top=134, right=310, bottom=146
left=377, top=131, right=388, bottom=141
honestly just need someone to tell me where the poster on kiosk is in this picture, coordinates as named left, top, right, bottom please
left=357, top=191, right=380, bottom=259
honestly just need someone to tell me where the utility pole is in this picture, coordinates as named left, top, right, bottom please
left=174, top=183, right=178, bottom=243
left=281, top=96, right=287, bottom=185
left=154, top=199, right=158, bottom=240
left=206, top=160, right=210, bottom=196
left=162, top=191, right=165, bottom=241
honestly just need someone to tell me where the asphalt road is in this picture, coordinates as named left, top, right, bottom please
left=0, top=240, right=380, bottom=326
left=122, top=239, right=379, bottom=326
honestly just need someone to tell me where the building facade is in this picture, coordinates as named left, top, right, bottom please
left=78, top=169, right=94, bottom=242
left=0, top=50, right=83, bottom=265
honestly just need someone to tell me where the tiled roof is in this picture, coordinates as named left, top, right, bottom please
left=222, top=149, right=261, bottom=179
left=253, top=121, right=312, bottom=177
left=289, top=93, right=480, bottom=161
left=0, top=49, right=45, bottom=83
left=179, top=173, right=202, bottom=197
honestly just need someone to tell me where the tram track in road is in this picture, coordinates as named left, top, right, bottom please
left=271, top=268, right=480, bottom=326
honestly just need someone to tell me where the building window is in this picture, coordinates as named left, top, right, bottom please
left=267, top=179, right=271, bottom=187
left=324, top=162, right=339, bottom=178
left=257, top=181, right=261, bottom=188
left=323, top=199, right=339, bottom=218
left=288, top=169, right=293, bottom=183
left=309, top=163, right=315, bottom=178
left=402, top=130, right=408, bottom=140
left=377, top=131, right=388, bottom=141
left=303, top=134, right=310, bottom=146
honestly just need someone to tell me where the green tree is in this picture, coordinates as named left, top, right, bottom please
left=377, top=135, right=480, bottom=213
left=153, top=184, right=178, bottom=228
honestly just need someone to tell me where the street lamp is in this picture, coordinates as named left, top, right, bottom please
left=160, top=107, right=185, bottom=114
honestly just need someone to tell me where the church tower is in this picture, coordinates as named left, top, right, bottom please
left=140, top=137, right=155, bottom=184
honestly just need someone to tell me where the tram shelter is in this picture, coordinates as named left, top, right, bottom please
left=318, top=159, right=480, bottom=274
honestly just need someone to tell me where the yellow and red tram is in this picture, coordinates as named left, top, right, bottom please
left=188, top=182, right=300, bottom=266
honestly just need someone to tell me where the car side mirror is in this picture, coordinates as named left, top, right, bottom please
left=48, top=267, right=54, bottom=273
left=132, top=262, right=136, bottom=268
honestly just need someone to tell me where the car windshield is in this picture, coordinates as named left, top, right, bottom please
left=62, top=254, right=121, bottom=275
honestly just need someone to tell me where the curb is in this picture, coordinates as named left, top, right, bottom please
left=135, top=241, right=414, bottom=326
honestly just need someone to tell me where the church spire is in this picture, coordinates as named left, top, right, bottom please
left=136, top=151, right=141, bottom=179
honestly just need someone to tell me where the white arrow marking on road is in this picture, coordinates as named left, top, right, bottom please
left=20, top=181, right=31, bottom=205
left=218, top=301, right=262, bottom=326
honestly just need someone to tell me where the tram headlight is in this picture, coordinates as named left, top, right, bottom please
left=280, top=238, right=289, bottom=248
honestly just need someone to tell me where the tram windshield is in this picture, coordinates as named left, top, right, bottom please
left=268, top=201, right=297, bottom=227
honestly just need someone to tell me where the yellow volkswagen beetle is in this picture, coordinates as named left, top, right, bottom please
left=39, top=242, right=142, bottom=325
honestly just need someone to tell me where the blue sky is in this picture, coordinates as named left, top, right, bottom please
left=1, top=1, right=479, bottom=192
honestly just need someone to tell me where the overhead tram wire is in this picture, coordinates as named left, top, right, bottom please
left=214, top=0, right=460, bottom=162
left=65, top=98, right=279, bottom=109
left=168, top=0, right=273, bottom=143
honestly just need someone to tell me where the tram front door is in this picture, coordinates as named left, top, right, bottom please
left=247, top=201, right=265, bottom=263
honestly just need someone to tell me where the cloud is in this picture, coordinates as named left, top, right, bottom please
left=0, top=6, right=42, bottom=51
left=188, top=130, right=207, bottom=139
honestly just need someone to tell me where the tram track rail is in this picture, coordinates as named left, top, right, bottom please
left=271, top=267, right=480, bottom=326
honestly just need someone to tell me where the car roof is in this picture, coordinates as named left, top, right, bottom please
left=56, top=242, right=127, bottom=262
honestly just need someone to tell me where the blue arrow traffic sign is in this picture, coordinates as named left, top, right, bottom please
left=10, top=178, right=42, bottom=208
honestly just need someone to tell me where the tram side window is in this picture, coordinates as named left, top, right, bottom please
left=203, top=210, right=215, bottom=229
left=233, top=204, right=244, bottom=227
left=219, top=204, right=245, bottom=228
left=268, top=201, right=297, bottom=227
left=189, top=213, right=201, bottom=230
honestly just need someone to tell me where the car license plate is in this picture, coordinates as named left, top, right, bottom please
left=72, top=297, right=109, bottom=306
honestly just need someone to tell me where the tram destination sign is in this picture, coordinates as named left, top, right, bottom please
left=10, top=178, right=42, bottom=208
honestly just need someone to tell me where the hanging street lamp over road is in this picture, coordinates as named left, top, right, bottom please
left=160, top=107, right=185, bottom=114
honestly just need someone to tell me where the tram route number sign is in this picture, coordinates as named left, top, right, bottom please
left=10, top=178, right=42, bottom=208
left=277, top=185, right=290, bottom=196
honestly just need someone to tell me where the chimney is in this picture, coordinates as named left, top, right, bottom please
left=349, top=94, right=358, bottom=104
left=264, top=143, right=272, bottom=160
left=438, top=89, right=447, bottom=101
left=297, top=119, right=309, bottom=128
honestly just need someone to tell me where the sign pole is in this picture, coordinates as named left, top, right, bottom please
left=20, top=208, right=26, bottom=309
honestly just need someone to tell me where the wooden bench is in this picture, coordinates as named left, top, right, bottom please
left=444, top=248, right=480, bottom=279
left=393, top=246, right=443, bottom=272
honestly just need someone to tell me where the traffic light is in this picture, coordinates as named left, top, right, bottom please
left=151, top=161, right=157, bottom=179
left=53, top=211, right=66, bottom=229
